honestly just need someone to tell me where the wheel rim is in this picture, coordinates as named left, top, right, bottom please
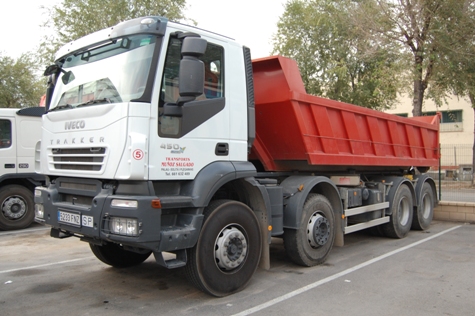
left=215, top=225, right=248, bottom=271
left=2, top=195, right=27, bottom=220
left=307, top=212, right=330, bottom=248
left=421, top=193, right=432, bottom=219
left=397, top=196, right=411, bottom=226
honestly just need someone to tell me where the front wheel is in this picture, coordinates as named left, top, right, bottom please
left=284, top=193, right=335, bottom=267
left=90, top=243, right=151, bottom=268
left=184, top=200, right=262, bottom=297
left=0, top=185, right=35, bottom=230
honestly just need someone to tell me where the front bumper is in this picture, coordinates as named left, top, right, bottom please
left=34, top=177, right=202, bottom=252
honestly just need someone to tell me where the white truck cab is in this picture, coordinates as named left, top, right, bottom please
left=35, top=16, right=257, bottom=296
left=0, top=107, right=45, bottom=230
left=36, top=17, right=251, bottom=181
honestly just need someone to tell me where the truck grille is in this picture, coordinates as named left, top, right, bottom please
left=51, top=147, right=106, bottom=171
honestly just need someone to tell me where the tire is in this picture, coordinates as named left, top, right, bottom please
left=89, top=243, right=151, bottom=268
left=184, top=200, right=262, bottom=297
left=0, top=185, right=35, bottom=230
left=411, top=182, right=434, bottom=230
left=284, top=193, right=335, bottom=267
left=381, top=184, right=413, bottom=238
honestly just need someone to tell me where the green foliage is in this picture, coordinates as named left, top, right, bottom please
left=351, top=0, right=475, bottom=116
left=427, top=0, right=475, bottom=185
left=429, top=0, right=475, bottom=109
left=39, top=0, right=188, bottom=64
left=273, top=0, right=475, bottom=115
left=0, top=53, right=45, bottom=108
left=272, top=0, right=403, bottom=110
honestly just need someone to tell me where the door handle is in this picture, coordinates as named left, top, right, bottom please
left=215, top=143, right=229, bottom=156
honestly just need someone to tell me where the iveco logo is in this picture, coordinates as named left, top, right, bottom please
left=65, top=120, right=86, bottom=130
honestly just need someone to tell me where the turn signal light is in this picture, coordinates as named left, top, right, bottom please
left=151, top=199, right=162, bottom=209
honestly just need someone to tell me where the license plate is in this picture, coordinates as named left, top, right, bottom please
left=82, top=215, right=93, bottom=228
left=58, top=210, right=80, bottom=226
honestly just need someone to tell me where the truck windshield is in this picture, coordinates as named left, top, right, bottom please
left=49, top=34, right=156, bottom=111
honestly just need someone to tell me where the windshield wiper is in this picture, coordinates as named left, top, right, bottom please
left=50, top=104, right=73, bottom=112
left=50, top=98, right=111, bottom=112
left=76, top=98, right=112, bottom=108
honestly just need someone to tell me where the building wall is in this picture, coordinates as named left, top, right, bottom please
left=386, top=95, right=474, bottom=172
left=386, top=95, right=474, bottom=145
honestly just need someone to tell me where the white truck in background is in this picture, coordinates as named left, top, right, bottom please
left=0, top=107, right=45, bottom=230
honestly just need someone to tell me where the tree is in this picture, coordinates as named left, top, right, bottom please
left=39, top=0, right=188, bottom=64
left=0, top=53, right=45, bottom=108
left=352, top=0, right=472, bottom=117
left=428, top=0, right=475, bottom=186
left=272, top=0, right=403, bottom=110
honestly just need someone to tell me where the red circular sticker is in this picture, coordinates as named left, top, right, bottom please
left=133, top=149, right=144, bottom=160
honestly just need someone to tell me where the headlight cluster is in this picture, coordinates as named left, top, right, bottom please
left=110, top=217, right=138, bottom=236
left=35, top=204, right=44, bottom=219
left=109, top=199, right=139, bottom=236
left=34, top=188, right=45, bottom=219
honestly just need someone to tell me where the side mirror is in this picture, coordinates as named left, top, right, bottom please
left=181, top=37, right=207, bottom=57
left=43, top=64, right=75, bottom=85
left=44, top=64, right=59, bottom=76
left=177, top=37, right=207, bottom=105
left=61, top=71, right=75, bottom=85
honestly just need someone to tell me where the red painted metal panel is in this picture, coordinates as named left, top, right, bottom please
left=249, top=56, right=440, bottom=172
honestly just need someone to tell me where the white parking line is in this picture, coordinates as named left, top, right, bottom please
left=0, top=227, right=49, bottom=236
left=233, top=225, right=462, bottom=316
left=0, top=257, right=94, bottom=274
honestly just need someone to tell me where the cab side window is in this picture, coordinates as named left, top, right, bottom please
left=203, top=59, right=223, bottom=99
left=158, top=37, right=224, bottom=137
left=0, top=119, right=12, bottom=148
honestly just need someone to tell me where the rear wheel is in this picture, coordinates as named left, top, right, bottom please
left=0, top=185, right=35, bottom=230
left=89, top=243, right=151, bottom=268
left=412, top=182, right=434, bottom=230
left=184, top=200, right=262, bottom=297
left=382, top=184, right=413, bottom=238
left=284, top=193, right=335, bottom=267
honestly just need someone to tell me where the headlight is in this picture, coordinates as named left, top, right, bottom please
left=110, top=217, right=138, bottom=236
left=35, top=204, right=44, bottom=219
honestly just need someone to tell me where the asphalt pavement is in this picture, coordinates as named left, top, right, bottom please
left=1, top=221, right=474, bottom=316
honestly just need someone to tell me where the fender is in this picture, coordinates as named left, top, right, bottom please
left=181, top=161, right=257, bottom=207
left=372, top=176, right=416, bottom=216
left=0, top=173, right=45, bottom=187
left=280, top=175, right=343, bottom=229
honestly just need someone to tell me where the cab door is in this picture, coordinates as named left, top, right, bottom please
left=0, top=116, right=17, bottom=175
left=15, top=115, right=41, bottom=175
left=150, top=33, right=229, bottom=180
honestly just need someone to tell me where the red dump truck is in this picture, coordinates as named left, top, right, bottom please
left=35, top=17, right=440, bottom=297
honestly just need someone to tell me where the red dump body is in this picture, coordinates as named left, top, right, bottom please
left=249, top=56, right=440, bottom=173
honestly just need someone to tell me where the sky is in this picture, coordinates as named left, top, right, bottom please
left=0, top=0, right=287, bottom=60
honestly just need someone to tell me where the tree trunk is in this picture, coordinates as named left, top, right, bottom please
left=412, top=56, right=425, bottom=117
left=412, top=79, right=424, bottom=117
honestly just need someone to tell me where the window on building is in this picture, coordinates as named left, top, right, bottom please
left=0, top=119, right=12, bottom=148
left=424, top=110, right=463, bottom=132
left=394, top=113, right=408, bottom=117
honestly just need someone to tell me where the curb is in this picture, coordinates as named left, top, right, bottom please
left=434, top=201, right=475, bottom=223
